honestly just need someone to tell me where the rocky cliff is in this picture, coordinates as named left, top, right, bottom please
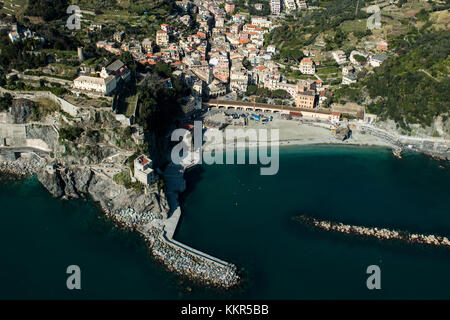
left=11, top=99, right=34, bottom=124
left=37, top=165, right=170, bottom=229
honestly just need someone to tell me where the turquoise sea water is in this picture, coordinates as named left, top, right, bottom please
left=1, top=145, right=449, bottom=299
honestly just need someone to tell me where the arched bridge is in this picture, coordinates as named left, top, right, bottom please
left=203, top=99, right=332, bottom=117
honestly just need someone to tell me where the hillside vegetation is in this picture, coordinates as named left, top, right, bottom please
left=24, top=0, right=69, bottom=21
left=336, top=28, right=449, bottom=129
left=265, top=0, right=371, bottom=62
left=367, top=30, right=449, bottom=128
left=77, top=0, right=175, bottom=15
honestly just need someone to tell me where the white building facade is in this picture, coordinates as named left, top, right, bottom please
left=134, top=155, right=158, bottom=186
left=73, top=76, right=117, bottom=95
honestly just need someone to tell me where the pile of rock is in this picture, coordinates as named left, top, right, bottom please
left=295, top=215, right=450, bottom=249
left=146, top=227, right=240, bottom=288
left=111, top=208, right=163, bottom=230
left=0, top=153, right=44, bottom=177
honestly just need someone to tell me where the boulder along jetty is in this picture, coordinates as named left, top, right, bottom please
left=294, top=215, right=450, bottom=249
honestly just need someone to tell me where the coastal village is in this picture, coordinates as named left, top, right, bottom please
left=1, top=1, right=394, bottom=120
left=0, top=0, right=449, bottom=289
left=1, top=0, right=447, bottom=132
left=74, top=0, right=389, bottom=120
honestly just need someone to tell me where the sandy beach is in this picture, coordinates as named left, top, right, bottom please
left=202, top=118, right=395, bottom=151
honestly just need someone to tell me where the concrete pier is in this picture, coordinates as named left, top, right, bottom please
left=138, top=160, right=239, bottom=287
left=164, top=206, right=181, bottom=239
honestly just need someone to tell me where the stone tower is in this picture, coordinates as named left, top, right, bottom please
left=77, top=47, right=85, bottom=62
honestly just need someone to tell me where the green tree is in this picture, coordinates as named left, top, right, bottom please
left=353, top=54, right=367, bottom=64
left=246, top=85, right=258, bottom=96
left=0, top=93, right=12, bottom=112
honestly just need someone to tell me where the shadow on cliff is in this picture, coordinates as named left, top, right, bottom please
left=178, top=165, right=206, bottom=206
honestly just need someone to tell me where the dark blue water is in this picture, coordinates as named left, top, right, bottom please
left=177, top=145, right=450, bottom=299
left=0, top=178, right=186, bottom=299
left=1, top=146, right=449, bottom=299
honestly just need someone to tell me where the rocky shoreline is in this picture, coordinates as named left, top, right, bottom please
left=35, top=162, right=240, bottom=289
left=36, top=165, right=168, bottom=218
left=0, top=149, right=241, bottom=289
left=0, top=153, right=45, bottom=178
left=295, top=215, right=450, bottom=249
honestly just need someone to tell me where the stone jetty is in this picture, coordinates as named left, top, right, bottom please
left=141, top=226, right=240, bottom=288
left=35, top=162, right=240, bottom=289
left=135, top=161, right=241, bottom=289
left=295, top=215, right=450, bottom=249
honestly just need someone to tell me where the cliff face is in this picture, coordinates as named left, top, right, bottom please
left=26, top=124, right=60, bottom=151
left=37, top=165, right=170, bottom=228
left=11, top=99, right=34, bottom=124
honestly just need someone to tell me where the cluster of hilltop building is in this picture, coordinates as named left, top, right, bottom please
left=0, top=0, right=391, bottom=114
left=6, top=23, right=45, bottom=44
left=79, top=0, right=319, bottom=108
left=269, top=0, right=309, bottom=15
left=74, top=0, right=389, bottom=111
left=332, top=47, right=388, bottom=86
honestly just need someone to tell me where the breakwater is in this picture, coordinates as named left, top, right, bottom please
left=140, top=226, right=240, bottom=288
left=136, top=161, right=240, bottom=289
left=295, top=215, right=450, bottom=249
